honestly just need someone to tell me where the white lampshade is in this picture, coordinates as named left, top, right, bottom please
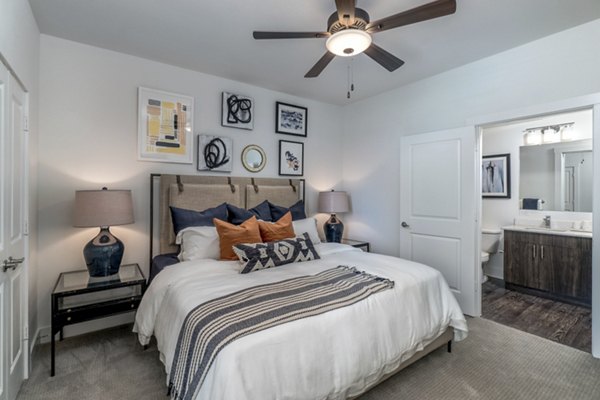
left=73, top=188, right=134, bottom=227
left=318, top=191, right=350, bottom=214
left=326, top=30, right=372, bottom=57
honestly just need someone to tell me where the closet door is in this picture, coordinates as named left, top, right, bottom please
left=0, top=64, right=28, bottom=400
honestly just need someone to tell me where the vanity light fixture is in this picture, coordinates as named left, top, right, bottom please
left=523, top=122, right=574, bottom=146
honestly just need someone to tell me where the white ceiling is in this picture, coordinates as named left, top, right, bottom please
left=29, top=0, right=600, bottom=105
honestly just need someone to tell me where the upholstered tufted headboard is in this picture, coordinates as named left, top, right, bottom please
left=150, top=174, right=305, bottom=260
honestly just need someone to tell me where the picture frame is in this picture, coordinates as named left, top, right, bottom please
left=279, top=140, right=304, bottom=176
left=222, top=92, right=254, bottom=130
left=138, top=87, right=194, bottom=164
left=276, top=102, right=307, bottom=137
left=197, top=134, right=233, bottom=172
left=482, top=153, right=511, bottom=198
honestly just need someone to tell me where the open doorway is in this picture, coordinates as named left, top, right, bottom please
left=479, top=109, right=593, bottom=352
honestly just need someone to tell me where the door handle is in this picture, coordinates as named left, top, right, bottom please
left=532, top=245, right=536, bottom=259
left=3, top=256, right=24, bottom=273
left=401, top=221, right=410, bottom=228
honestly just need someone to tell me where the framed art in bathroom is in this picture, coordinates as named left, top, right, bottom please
left=482, top=153, right=511, bottom=198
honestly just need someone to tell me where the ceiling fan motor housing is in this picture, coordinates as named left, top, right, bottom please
left=327, top=8, right=370, bottom=34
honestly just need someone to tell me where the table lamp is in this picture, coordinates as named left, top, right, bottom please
left=318, top=190, right=349, bottom=243
left=73, top=187, right=134, bottom=277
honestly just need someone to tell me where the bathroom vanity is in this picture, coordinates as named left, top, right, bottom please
left=503, top=226, right=592, bottom=307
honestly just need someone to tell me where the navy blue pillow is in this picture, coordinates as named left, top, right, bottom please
left=170, top=203, right=228, bottom=234
left=269, top=200, right=306, bottom=221
left=226, top=204, right=253, bottom=225
left=249, top=200, right=273, bottom=222
left=226, top=201, right=273, bottom=224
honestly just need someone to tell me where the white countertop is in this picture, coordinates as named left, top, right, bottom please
left=502, top=225, right=592, bottom=239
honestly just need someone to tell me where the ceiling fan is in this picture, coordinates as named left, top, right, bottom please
left=253, top=0, right=457, bottom=78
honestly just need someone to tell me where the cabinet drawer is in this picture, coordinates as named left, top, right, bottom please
left=55, top=297, right=141, bottom=326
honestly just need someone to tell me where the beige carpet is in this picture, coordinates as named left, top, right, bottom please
left=18, top=318, right=600, bottom=400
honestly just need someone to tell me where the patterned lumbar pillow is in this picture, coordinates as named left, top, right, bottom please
left=233, top=233, right=320, bottom=274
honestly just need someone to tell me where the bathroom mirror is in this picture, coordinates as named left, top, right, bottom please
left=520, top=139, right=592, bottom=212
left=241, top=144, right=266, bottom=173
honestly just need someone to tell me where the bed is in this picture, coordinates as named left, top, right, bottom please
left=134, top=174, right=468, bottom=400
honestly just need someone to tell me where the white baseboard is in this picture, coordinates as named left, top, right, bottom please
left=30, top=327, right=41, bottom=355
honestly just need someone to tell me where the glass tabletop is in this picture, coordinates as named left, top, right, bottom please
left=53, top=264, right=144, bottom=295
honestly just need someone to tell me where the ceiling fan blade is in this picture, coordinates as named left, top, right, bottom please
left=335, top=0, right=356, bottom=25
left=304, top=52, right=336, bottom=78
left=253, top=31, right=330, bottom=39
left=366, top=0, right=456, bottom=33
left=364, top=44, right=405, bottom=72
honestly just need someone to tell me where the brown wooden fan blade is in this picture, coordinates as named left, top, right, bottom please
left=364, top=44, right=405, bottom=72
left=335, top=0, right=356, bottom=25
left=253, top=31, right=330, bottom=39
left=305, top=52, right=336, bottom=78
left=366, top=0, right=456, bottom=33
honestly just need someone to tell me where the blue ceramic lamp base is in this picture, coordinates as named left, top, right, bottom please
left=324, top=214, right=344, bottom=243
left=83, top=227, right=124, bottom=277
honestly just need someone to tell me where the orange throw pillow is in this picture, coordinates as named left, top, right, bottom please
left=214, top=216, right=262, bottom=260
left=258, top=211, right=295, bottom=243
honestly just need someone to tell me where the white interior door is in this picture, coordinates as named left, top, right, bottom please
left=400, top=127, right=478, bottom=316
left=0, top=63, right=28, bottom=400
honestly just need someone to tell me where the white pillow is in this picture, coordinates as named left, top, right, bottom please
left=292, top=217, right=321, bottom=244
left=176, top=226, right=220, bottom=261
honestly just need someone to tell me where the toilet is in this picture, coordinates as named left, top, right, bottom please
left=481, top=228, right=502, bottom=282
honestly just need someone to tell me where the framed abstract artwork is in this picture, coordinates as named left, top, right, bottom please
left=221, top=92, right=254, bottom=130
left=276, top=102, right=307, bottom=137
left=482, top=153, right=511, bottom=198
left=279, top=140, right=304, bottom=176
left=197, top=135, right=233, bottom=172
left=138, top=87, right=194, bottom=164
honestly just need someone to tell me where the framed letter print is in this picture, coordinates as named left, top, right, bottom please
left=276, top=102, right=307, bottom=137
left=138, top=87, right=194, bottom=164
left=279, top=140, right=304, bottom=176
left=221, top=92, right=254, bottom=130
left=197, top=134, right=233, bottom=172
left=482, top=153, right=511, bottom=198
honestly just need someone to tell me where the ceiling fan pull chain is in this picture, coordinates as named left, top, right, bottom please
left=347, top=63, right=351, bottom=99
left=351, top=58, right=355, bottom=92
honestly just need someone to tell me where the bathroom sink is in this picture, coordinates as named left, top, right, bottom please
left=523, top=227, right=568, bottom=233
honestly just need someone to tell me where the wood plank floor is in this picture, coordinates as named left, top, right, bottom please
left=482, top=279, right=591, bottom=353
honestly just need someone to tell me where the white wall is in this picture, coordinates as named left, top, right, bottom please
left=37, top=35, right=344, bottom=336
left=342, top=18, right=600, bottom=256
left=0, top=0, right=40, bottom=351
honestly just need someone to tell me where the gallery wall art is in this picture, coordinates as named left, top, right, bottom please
left=138, top=87, right=194, bottom=164
left=279, top=140, right=304, bottom=176
left=276, top=102, right=307, bottom=137
left=222, top=92, right=254, bottom=130
left=197, top=135, right=233, bottom=172
left=482, top=153, right=511, bottom=198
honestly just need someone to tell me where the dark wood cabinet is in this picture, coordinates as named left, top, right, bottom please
left=504, top=230, right=591, bottom=306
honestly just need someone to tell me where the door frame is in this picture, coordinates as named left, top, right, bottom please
left=468, top=92, right=600, bottom=358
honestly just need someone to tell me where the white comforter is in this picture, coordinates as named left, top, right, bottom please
left=134, top=243, right=468, bottom=400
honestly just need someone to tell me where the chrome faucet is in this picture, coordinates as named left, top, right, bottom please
left=543, top=215, right=551, bottom=228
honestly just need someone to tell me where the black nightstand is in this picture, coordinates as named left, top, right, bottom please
left=50, top=263, right=146, bottom=376
left=341, top=238, right=370, bottom=252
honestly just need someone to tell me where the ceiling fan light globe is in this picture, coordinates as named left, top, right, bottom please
left=326, top=29, right=372, bottom=57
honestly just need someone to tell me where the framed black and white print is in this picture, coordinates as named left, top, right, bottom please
left=482, top=153, right=511, bottom=198
left=221, top=92, right=254, bottom=130
left=279, top=140, right=304, bottom=176
left=276, top=102, right=307, bottom=137
left=197, top=135, right=233, bottom=172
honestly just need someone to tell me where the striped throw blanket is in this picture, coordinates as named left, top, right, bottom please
left=168, top=266, right=394, bottom=400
